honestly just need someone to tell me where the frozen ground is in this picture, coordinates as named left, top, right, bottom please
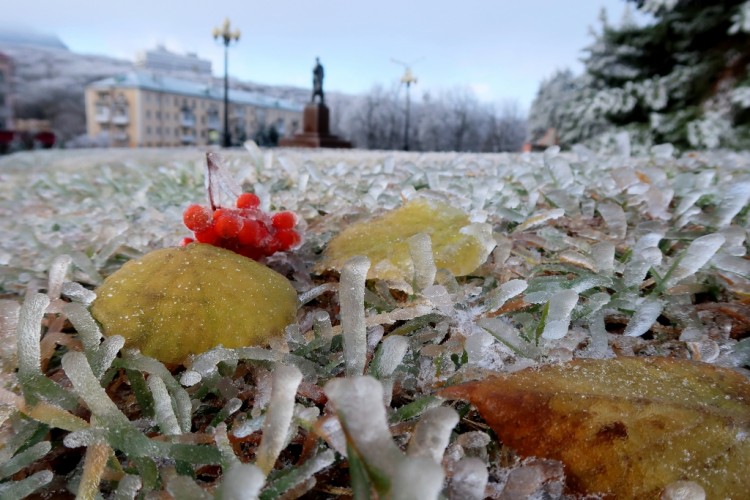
left=0, top=144, right=749, bottom=497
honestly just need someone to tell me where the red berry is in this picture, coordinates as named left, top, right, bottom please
left=194, top=226, right=219, bottom=245
left=214, top=211, right=242, bottom=238
left=238, top=219, right=269, bottom=247
left=183, top=204, right=212, bottom=232
left=271, top=211, right=297, bottom=230
left=179, top=237, right=195, bottom=247
left=236, top=192, right=261, bottom=209
left=275, top=229, right=301, bottom=250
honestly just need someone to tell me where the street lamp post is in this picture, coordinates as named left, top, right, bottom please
left=212, top=18, right=240, bottom=148
left=400, top=67, right=417, bottom=151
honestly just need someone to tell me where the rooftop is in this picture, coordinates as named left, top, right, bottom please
left=89, top=71, right=303, bottom=112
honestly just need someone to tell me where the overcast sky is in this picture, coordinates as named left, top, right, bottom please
left=5, top=0, right=647, bottom=111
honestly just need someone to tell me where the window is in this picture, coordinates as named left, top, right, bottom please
left=146, top=126, right=152, bottom=135
left=156, top=111, right=161, bottom=119
left=146, top=110, right=151, bottom=119
left=156, top=126, right=161, bottom=134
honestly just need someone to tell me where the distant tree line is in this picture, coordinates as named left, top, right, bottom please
left=528, top=0, right=750, bottom=152
left=330, top=85, right=527, bottom=153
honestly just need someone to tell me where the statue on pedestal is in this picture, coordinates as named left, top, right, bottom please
left=312, top=57, right=325, bottom=104
left=279, top=57, right=351, bottom=148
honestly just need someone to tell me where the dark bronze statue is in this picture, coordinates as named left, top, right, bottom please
left=312, top=57, right=325, bottom=104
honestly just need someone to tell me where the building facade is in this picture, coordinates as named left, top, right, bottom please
left=135, top=45, right=212, bottom=75
left=85, top=72, right=303, bottom=148
left=0, top=52, right=13, bottom=130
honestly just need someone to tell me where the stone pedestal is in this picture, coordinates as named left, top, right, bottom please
left=280, top=103, right=352, bottom=148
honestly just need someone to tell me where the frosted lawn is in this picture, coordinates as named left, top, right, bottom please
left=1, top=142, right=750, bottom=498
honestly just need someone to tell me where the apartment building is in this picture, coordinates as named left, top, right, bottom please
left=85, top=72, right=303, bottom=148
left=0, top=52, right=13, bottom=130
left=135, top=45, right=212, bottom=75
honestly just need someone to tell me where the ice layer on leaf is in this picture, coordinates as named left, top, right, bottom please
left=91, top=243, right=297, bottom=364
left=318, top=198, right=495, bottom=283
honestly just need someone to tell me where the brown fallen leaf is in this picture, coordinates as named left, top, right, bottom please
left=440, top=357, right=750, bottom=499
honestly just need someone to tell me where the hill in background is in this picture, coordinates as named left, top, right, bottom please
left=0, top=31, right=322, bottom=144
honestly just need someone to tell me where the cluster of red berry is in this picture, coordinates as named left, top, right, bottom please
left=181, top=192, right=302, bottom=260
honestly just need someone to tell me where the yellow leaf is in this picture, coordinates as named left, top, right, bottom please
left=91, top=244, right=297, bottom=364
left=318, top=198, right=494, bottom=283
left=440, top=357, right=750, bottom=499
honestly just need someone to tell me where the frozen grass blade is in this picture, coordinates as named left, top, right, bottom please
left=166, top=476, right=212, bottom=500
left=449, top=457, right=488, bottom=500
left=513, top=208, right=565, bottom=233
left=63, top=302, right=101, bottom=353
left=17, top=292, right=49, bottom=387
left=591, top=241, right=615, bottom=274
left=0, top=441, right=50, bottom=479
left=47, top=254, right=72, bottom=301
left=112, top=475, right=142, bottom=500
left=409, top=233, right=437, bottom=292
left=597, top=202, right=626, bottom=239
left=92, top=335, right=125, bottom=379
left=147, top=375, right=181, bottom=435
left=77, top=441, right=112, bottom=500
left=370, top=335, right=409, bottom=404
left=541, top=289, right=578, bottom=340
left=17, top=293, right=76, bottom=409
left=312, top=310, right=334, bottom=339
left=21, top=400, right=89, bottom=432
left=623, top=299, right=663, bottom=337
left=256, top=364, right=303, bottom=475
left=715, top=181, right=750, bottom=228
left=486, top=279, right=528, bottom=312
left=63, top=352, right=221, bottom=466
left=213, top=423, right=239, bottom=469
left=624, top=246, right=662, bottom=288
left=298, top=283, right=338, bottom=306
left=339, top=256, right=371, bottom=377
left=324, top=376, right=404, bottom=492
left=370, top=335, right=409, bottom=380
left=391, top=456, right=444, bottom=500
left=259, top=450, right=335, bottom=500
left=407, top=406, right=459, bottom=463
left=0, top=470, right=53, bottom=499
left=663, top=233, right=725, bottom=288
left=62, top=351, right=160, bottom=457
left=209, top=397, right=243, bottom=428
left=120, top=351, right=192, bottom=432
left=220, top=462, right=265, bottom=500
left=61, top=282, right=96, bottom=305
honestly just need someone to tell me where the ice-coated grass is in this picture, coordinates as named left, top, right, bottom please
left=407, top=406, right=459, bottom=463
left=2, top=145, right=750, bottom=497
left=255, top=364, right=303, bottom=475
left=339, top=255, right=371, bottom=377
